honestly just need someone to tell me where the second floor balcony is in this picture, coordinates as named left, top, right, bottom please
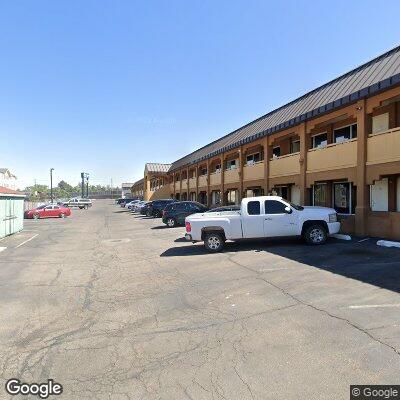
left=198, top=175, right=207, bottom=188
left=189, top=177, right=196, bottom=189
left=307, top=139, right=357, bottom=173
left=209, top=171, right=221, bottom=186
left=243, top=161, right=264, bottom=181
left=224, top=168, right=239, bottom=184
left=269, top=153, right=300, bottom=178
left=367, top=127, right=400, bottom=165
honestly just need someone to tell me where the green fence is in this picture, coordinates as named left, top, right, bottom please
left=0, top=196, right=24, bottom=239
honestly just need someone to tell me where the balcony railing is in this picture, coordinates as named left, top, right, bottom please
left=198, top=175, right=207, bottom=188
left=307, top=139, right=357, bottom=173
left=209, top=171, right=221, bottom=186
left=243, top=161, right=265, bottom=181
left=367, top=127, right=400, bottom=165
left=269, top=153, right=300, bottom=178
left=188, top=177, right=196, bottom=189
left=224, top=168, right=240, bottom=184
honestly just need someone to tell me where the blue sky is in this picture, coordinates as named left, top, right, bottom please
left=1, top=0, right=400, bottom=189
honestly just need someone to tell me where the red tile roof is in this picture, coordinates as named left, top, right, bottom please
left=0, top=186, right=24, bottom=195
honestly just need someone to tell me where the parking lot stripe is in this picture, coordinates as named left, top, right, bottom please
left=15, top=234, right=39, bottom=248
left=0, top=247, right=6, bottom=253
left=349, top=303, right=400, bottom=309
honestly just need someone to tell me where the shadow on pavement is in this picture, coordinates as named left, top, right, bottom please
left=174, top=237, right=187, bottom=242
left=160, top=238, right=400, bottom=293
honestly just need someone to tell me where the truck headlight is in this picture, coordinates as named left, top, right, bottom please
left=329, top=213, right=337, bottom=223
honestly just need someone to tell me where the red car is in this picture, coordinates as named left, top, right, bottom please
left=25, top=204, right=71, bottom=219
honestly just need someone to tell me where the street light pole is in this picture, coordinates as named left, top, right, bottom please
left=81, top=172, right=85, bottom=198
left=50, top=168, right=54, bottom=203
left=85, top=173, right=89, bottom=198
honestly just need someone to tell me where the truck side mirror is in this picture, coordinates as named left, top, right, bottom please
left=284, top=206, right=292, bottom=214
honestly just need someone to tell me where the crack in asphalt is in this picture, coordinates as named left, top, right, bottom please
left=226, top=254, right=400, bottom=357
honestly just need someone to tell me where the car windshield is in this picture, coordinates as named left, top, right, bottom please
left=288, top=201, right=304, bottom=211
left=35, top=205, right=46, bottom=210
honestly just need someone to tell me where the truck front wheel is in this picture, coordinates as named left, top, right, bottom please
left=204, top=232, right=225, bottom=252
left=304, top=224, right=327, bottom=245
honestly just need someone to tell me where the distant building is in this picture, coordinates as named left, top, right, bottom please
left=121, top=182, right=135, bottom=198
left=0, top=168, right=18, bottom=191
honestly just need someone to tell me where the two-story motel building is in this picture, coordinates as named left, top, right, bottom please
left=132, top=46, right=400, bottom=240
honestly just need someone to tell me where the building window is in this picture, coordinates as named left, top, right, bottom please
left=291, top=140, right=300, bottom=153
left=200, top=168, right=207, bottom=176
left=372, top=113, right=389, bottom=134
left=226, top=189, right=238, bottom=205
left=198, top=192, right=207, bottom=205
left=190, top=192, right=196, bottom=201
left=312, top=133, right=327, bottom=149
left=211, top=190, right=221, bottom=205
left=272, top=146, right=281, bottom=158
left=226, top=159, right=237, bottom=170
left=246, top=152, right=261, bottom=165
left=334, top=124, right=357, bottom=143
left=312, top=183, right=327, bottom=207
left=246, top=187, right=264, bottom=197
left=273, top=186, right=288, bottom=200
left=214, top=164, right=221, bottom=173
left=333, top=182, right=355, bottom=214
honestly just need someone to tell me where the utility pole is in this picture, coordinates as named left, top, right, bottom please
left=50, top=168, right=54, bottom=203
left=81, top=172, right=85, bottom=198
left=85, top=173, right=89, bottom=198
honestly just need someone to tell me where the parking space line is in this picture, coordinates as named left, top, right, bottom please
left=15, top=234, right=39, bottom=248
left=349, top=303, right=400, bottom=309
left=0, top=247, right=6, bottom=253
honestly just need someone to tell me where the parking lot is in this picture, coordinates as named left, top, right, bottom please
left=1, top=199, right=400, bottom=399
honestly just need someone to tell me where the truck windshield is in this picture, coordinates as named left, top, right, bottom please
left=288, top=202, right=304, bottom=211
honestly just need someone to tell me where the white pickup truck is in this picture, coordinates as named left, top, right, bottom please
left=184, top=196, right=340, bottom=252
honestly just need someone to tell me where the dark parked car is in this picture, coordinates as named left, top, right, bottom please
left=146, top=199, right=176, bottom=217
left=207, top=205, right=240, bottom=212
left=162, top=201, right=208, bottom=227
left=140, top=201, right=153, bottom=215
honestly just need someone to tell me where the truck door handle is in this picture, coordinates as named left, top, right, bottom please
left=265, top=218, right=272, bottom=221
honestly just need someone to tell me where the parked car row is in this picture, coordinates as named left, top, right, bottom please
left=119, top=197, right=240, bottom=228
left=25, top=197, right=93, bottom=219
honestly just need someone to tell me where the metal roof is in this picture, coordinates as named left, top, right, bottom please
left=132, top=178, right=144, bottom=187
left=170, top=45, right=400, bottom=171
left=145, top=163, right=172, bottom=173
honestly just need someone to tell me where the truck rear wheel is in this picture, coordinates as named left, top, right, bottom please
left=304, top=224, right=327, bottom=245
left=204, top=232, right=225, bottom=252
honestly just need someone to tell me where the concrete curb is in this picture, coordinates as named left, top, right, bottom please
left=377, top=240, right=400, bottom=249
left=331, top=233, right=352, bottom=241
